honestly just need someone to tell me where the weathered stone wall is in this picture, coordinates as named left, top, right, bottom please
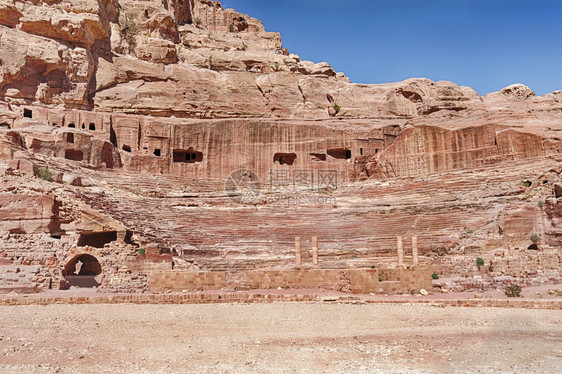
left=377, top=267, right=434, bottom=293
left=369, top=125, right=552, bottom=178
left=5, top=105, right=400, bottom=182
left=2, top=292, right=562, bottom=310
left=149, top=271, right=225, bottom=292
left=149, top=267, right=432, bottom=295
left=244, top=269, right=351, bottom=292
left=433, top=248, right=562, bottom=291
left=6, top=105, right=558, bottom=185
left=0, top=230, right=172, bottom=294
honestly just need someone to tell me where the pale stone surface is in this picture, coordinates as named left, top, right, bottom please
left=294, top=236, right=301, bottom=267
left=396, top=236, right=404, bottom=266
left=412, top=236, right=419, bottom=266
left=312, top=236, right=318, bottom=266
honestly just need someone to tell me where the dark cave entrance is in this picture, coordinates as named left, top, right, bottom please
left=173, top=149, right=203, bottom=163
left=273, top=153, right=297, bottom=166
left=327, top=148, right=351, bottom=159
left=77, top=231, right=117, bottom=248
left=62, top=254, right=102, bottom=288
left=65, top=149, right=84, bottom=161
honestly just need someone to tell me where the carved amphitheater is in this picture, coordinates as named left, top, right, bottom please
left=0, top=0, right=561, bottom=298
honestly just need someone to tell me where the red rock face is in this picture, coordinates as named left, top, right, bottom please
left=0, top=0, right=561, bottom=294
left=369, top=125, right=551, bottom=179
left=0, top=194, right=57, bottom=234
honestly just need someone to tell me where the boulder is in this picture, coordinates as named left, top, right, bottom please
left=62, top=174, right=83, bottom=186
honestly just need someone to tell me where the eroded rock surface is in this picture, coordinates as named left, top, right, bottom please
left=0, top=0, right=561, bottom=294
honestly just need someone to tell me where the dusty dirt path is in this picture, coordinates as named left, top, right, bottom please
left=0, top=303, right=561, bottom=373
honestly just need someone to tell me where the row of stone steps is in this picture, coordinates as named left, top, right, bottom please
left=68, top=156, right=560, bottom=271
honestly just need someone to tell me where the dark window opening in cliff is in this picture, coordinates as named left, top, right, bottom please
left=62, top=254, right=102, bottom=288
left=23, top=109, right=32, bottom=118
left=68, top=123, right=75, bottom=128
left=173, top=150, right=203, bottom=163
left=81, top=123, right=85, bottom=129
left=52, top=123, right=57, bottom=126
left=77, top=231, right=117, bottom=248
left=89, top=123, right=96, bottom=131
left=274, top=153, right=297, bottom=166
left=124, top=231, right=136, bottom=246
left=360, top=148, right=363, bottom=156
left=327, top=148, right=351, bottom=160
left=51, top=234, right=61, bottom=239
left=110, top=126, right=117, bottom=147
left=555, top=184, right=562, bottom=198
left=309, top=153, right=326, bottom=161
left=65, top=149, right=83, bottom=161
left=66, top=133, right=74, bottom=143
left=375, top=148, right=379, bottom=154
left=0, top=122, right=10, bottom=129
left=153, top=149, right=161, bottom=157
left=122, top=145, right=131, bottom=152
left=101, top=143, right=116, bottom=169
left=528, top=244, right=539, bottom=250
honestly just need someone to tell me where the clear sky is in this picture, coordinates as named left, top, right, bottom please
left=220, top=0, right=562, bottom=96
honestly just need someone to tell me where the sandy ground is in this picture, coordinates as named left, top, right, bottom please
left=0, top=303, right=561, bottom=373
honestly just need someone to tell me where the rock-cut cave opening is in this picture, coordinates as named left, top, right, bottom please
left=327, top=148, right=351, bottom=159
left=274, top=153, right=297, bottom=165
left=65, top=149, right=83, bottom=161
left=77, top=231, right=117, bottom=248
left=173, top=149, right=203, bottom=163
left=62, top=254, right=102, bottom=288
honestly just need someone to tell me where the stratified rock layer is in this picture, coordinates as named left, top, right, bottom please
left=0, top=0, right=561, bottom=294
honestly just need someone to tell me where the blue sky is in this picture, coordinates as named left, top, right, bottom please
left=220, top=0, right=562, bottom=96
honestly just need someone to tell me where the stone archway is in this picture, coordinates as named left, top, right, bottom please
left=62, top=254, right=102, bottom=288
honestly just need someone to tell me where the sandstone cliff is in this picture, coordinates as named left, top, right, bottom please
left=0, top=0, right=561, bottom=294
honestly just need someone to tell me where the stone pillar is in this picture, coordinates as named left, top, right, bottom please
left=412, top=236, right=419, bottom=266
left=312, top=236, right=319, bottom=265
left=396, top=235, right=404, bottom=266
left=295, top=237, right=302, bottom=267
